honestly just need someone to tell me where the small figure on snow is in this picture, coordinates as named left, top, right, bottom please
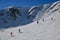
left=37, top=20, right=39, bottom=24
left=42, top=18, right=44, bottom=21
left=51, top=18, right=53, bottom=20
left=18, top=29, right=22, bottom=33
left=19, top=29, right=21, bottom=33
left=10, top=32, right=13, bottom=37
left=10, top=32, right=15, bottom=37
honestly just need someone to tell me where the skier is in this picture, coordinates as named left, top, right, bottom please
left=42, top=18, right=44, bottom=21
left=51, top=18, right=53, bottom=20
left=18, top=29, right=23, bottom=33
left=37, top=20, right=39, bottom=24
left=10, top=32, right=13, bottom=36
left=19, top=29, right=21, bottom=33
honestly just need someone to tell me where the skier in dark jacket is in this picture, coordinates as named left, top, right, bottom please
left=42, top=18, right=44, bottom=21
left=37, top=20, right=39, bottom=24
left=18, top=29, right=23, bottom=33
left=51, top=18, right=53, bottom=20
left=18, top=29, right=21, bottom=33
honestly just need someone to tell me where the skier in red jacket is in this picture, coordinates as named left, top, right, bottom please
left=10, top=32, right=15, bottom=37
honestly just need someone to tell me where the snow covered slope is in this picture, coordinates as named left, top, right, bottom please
left=0, top=1, right=60, bottom=40
left=0, top=8, right=60, bottom=40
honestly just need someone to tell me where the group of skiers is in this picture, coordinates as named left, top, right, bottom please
left=10, top=18, right=54, bottom=37
left=10, top=29, right=22, bottom=37
left=37, top=17, right=54, bottom=24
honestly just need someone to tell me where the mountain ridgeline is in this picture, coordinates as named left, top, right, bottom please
left=0, top=1, right=60, bottom=29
